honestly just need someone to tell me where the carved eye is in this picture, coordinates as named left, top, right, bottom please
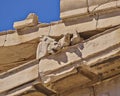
left=44, top=38, right=48, bottom=41
left=54, top=42, right=58, bottom=45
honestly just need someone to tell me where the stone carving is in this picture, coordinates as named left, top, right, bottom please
left=26, top=13, right=38, bottom=25
left=36, top=33, right=84, bottom=59
left=0, top=0, right=120, bottom=95
left=71, top=31, right=83, bottom=45
left=58, top=33, right=71, bottom=48
left=36, top=36, right=61, bottom=59
left=13, top=13, right=38, bottom=29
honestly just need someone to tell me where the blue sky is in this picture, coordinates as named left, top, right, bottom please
left=0, top=0, right=60, bottom=31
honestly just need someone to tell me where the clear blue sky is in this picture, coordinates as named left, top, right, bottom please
left=0, top=0, right=60, bottom=31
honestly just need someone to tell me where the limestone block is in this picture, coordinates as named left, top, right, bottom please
left=49, top=23, right=76, bottom=37
left=51, top=10, right=119, bottom=37
left=76, top=16, right=97, bottom=33
left=2, top=31, right=21, bottom=46
left=117, top=0, right=120, bottom=7
left=88, top=0, right=118, bottom=13
left=38, top=26, right=50, bottom=36
left=60, top=0, right=87, bottom=12
left=49, top=16, right=97, bottom=37
left=0, top=34, right=9, bottom=46
left=60, top=7, right=88, bottom=19
left=60, top=0, right=117, bottom=19
left=71, top=32, right=83, bottom=45
left=58, top=33, right=71, bottom=48
left=94, top=75, right=120, bottom=96
left=5, top=84, right=34, bottom=96
left=97, top=10, right=120, bottom=29
left=13, top=13, right=38, bottom=29
left=60, top=0, right=116, bottom=12
left=51, top=73, right=90, bottom=93
left=92, top=57, right=120, bottom=79
left=88, top=0, right=116, bottom=5
left=60, top=0, right=88, bottom=19
left=62, top=87, right=91, bottom=96
left=0, top=60, right=39, bottom=93
left=3, top=82, right=47, bottom=96
left=42, top=66, right=78, bottom=84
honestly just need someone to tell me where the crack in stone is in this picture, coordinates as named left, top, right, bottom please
left=90, top=0, right=115, bottom=13
left=95, top=13, right=99, bottom=29
left=86, top=0, right=90, bottom=13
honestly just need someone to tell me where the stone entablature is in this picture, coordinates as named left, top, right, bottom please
left=0, top=0, right=120, bottom=96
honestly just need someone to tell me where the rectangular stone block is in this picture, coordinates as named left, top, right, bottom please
left=60, top=0, right=118, bottom=20
left=38, top=26, right=50, bottom=36
left=0, top=60, right=39, bottom=93
left=88, top=0, right=117, bottom=12
left=51, top=10, right=120, bottom=37
left=60, top=0, right=88, bottom=19
left=97, top=10, right=120, bottom=29
left=60, top=8, right=88, bottom=19
left=117, top=0, right=120, bottom=7
left=88, top=0, right=116, bottom=5
left=50, top=16, right=97, bottom=37
left=49, top=23, right=76, bottom=37
left=60, top=0, right=87, bottom=12
left=95, top=75, right=120, bottom=96
left=62, top=87, right=91, bottom=96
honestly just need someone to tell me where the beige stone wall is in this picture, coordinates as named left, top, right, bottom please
left=60, top=0, right=120, bottom=19
left=0, top=1, right=120, bottom=96
left=62, top=75, right=120, bottom=96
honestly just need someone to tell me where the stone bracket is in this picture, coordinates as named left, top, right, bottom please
left=77, top=64, right=99, bottom=81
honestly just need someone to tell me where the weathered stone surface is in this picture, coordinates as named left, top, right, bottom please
left=92, top=57, right=120, bottom=79
left=62, top=87, right=91, bottom=96
left=60, top=0, right=87, bottom=12
left=36, top=36, right=61, bottom=59
left=97, top=10, right=120, bottom=29
left=60, top=0, right=118, bottom=19
left=0, top=1, right=120, bottom=96
left=40, top=66, right=78, bottom=84
left=39, top=27, right=120, bottom=73
left=52, top=73, right=91, bottom=93
left=60, top=7, right=88, bottom=19
left=0, top=40, right=38, bottom=73
left=49, top=23, right=76, bottom=36
left=60, top=0, right=87, bottom=19
left=0, top=11, right=119, bottom=47
left=61, top=75, right=120, bottom=96
left=49, top=16, right=97, bottom=37
left=88, top=0, right=117, bottom=12
left=94, top=75, right=120, bottom=96
left=50, top=10, right=120, bottom=37
left=58, top=33, right=71, bottom=48
left=71, top=31, right=83, bottom=45
left=60, top=0, right=117, bottom=12
left=0, top=60, right=39, bottom=93
left=13, top=13, right=38, bottom=29
left=47, top=41, right=61, bottom=54
left=37, top=26, right=120, bottom=93
left=117, top=0, right=120, bottom=7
